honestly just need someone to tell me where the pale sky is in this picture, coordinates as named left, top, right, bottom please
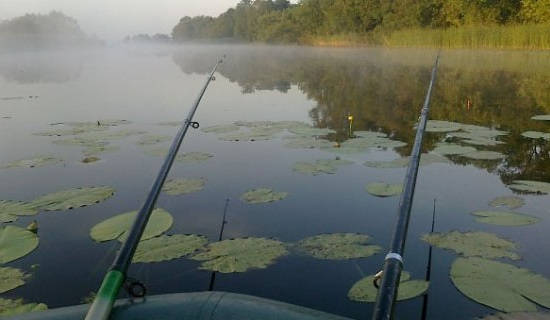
left=0, top=0, right=242, bottom=41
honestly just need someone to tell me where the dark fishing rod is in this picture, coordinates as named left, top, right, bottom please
left=420, top=199, right=436, bottom=320
left=371, top=53, right=440, bottom=320
left=208, top=198, right=230, bottom=291
left=84, top=56, right=224, bottom=320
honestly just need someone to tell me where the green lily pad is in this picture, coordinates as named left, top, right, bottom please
left=508, top=180, right=550, bottom=194
left=90, top=208, right=173, bottom=242
left=422, top=231, right=519, bottom=260
left=288, top=126, right=335, bottom=136
left=293, top=159, right=352, bottom=176
left=480, top=312, right=550, bottom=320
left=162, top=178, right=206, bottom=195
left=133, top=234, right=208, bottom=263
left=81, top=156, right=101, bottom=163
left=0, top=156, right=63, bottom=169
left=0, top=298, right=47, bottom=317
left=33, top=126, right=108, bottom=137
left=201, top=124, right=240, bottom=134
left=531, top=115, right=550, bottom=121
left=354, top=131, right=388, bottom=138
left=283, top=136, right=333, bottom=149
left=0, top=226, right=39, bottom=263
left=233, top=120, right=308, bottom=131
left=0, top=201, right=38, bottom=223
left=364, top=153, right=449, bottom=169
left=179, top=152, right=213, bottom=164
left=426, top=120, right=464, bottom=132
left=297, top=233, right=381, bottom=260
left=63, top=119, right=131, bottom=127
left=136, top=135, right=171, bottom=146
left=366, top=182, right=403, bottom=197
left=192, top=237, right=288, bottom=273
left=80, top=129, right=146, bottom=141
left=432, top=143, right=477, bottom=155
left=348, top=271, right=429, bottom=302
left=220, top=127, right=282, bottom=141
left=521, top=131, right=550, bottom=140
left=0, top=267, right=28, bottom=293
left=489, top=196, right=525, bottom=209
left=460, top=138, right=505, bottom=146
left=451, top=257, right=550, bottom=312
left=471, top=210, right=539, bottom=226
left=461, top=151, right=505, bottom=160
left=30, top=186, right=115, bottom=211
left=240, top=188, right=288, bottom=204
left=52, top=137, right=109, bottom=148
left=82, top=145, right=120, bottom=156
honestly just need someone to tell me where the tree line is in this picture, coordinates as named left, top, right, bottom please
left=171, top=0, right=550, bottom=45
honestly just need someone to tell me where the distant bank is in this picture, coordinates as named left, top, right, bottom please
left=171, top=0, right=550, bottom=50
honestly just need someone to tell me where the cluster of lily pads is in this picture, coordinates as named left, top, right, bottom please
left=422, top=192, right=550, bottom=313
left=0, top=186, right=115, bottom=316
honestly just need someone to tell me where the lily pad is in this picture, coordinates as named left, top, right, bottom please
left=425, top=120, right=464, bottom=132
left=192, top=237, right=287, bottom=273
left=531, top=115, right=550, bottom=121
left=0, top=156, right=62, bottom=169
left=489, top=196, right=525, bottom=209
left=80, top=129, right=146, bottom=141
left=30, top=186, right=115, bottom=211
left=179, top=152, right=213, bottom=164
left=422, top=231, right=519, bottom=260
left=348, top=271, right=429, bottom=302
left=82, top=145, right=120, bottom=156
left=432, top=143, right=477, bottom=155
left=297, top=233, right=381, bottom=260
left=52, top=137, right=109, bottom=148
left=162, top=178, right=206, bottom=195
left=240, top=188, right=288, bottom=204
left=0, top=267, right=28, bottom=293
left=201, top=124, right=240, bottom=134
left=471, top=210, right=539, bottom=226
left=81, top=156, right=101, bottom=163
left=451, top=257, right=550, bottom=312
left=62, top=119, right=131, bottom=127
left=508, top=180, right=550, bottom=194
left=293, top=159, right=352, bottom=176
left=461, top=151, right=505, bottom=160
left=0, top=226, right=39, bottom=263
left=288, top=126, right=335, bottom=137
left=364, top=153, right=449, bottom=169
left=366, top=182, right=403, bottom=197
left=283, top=136, right=333, bottom=149
left=33, top=126, right=108, bottom=137
left=0, top=298, right=47, bottom=317
left=90, top=208, right=173, bottom=242
left=521, top=131, right=550, bottom=140
left=220, top=127, right=282, bottom=141
left=133, top=234, right=208, bottom=263
left=0, top=201, right=38, bottom=223
left=136, top=135, right=171, bottom=146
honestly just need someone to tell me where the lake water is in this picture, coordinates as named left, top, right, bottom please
left=1, top=45, right=550, bottom=319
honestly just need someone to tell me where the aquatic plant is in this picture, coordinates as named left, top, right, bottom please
left=30, top=186, right=115, bottom=211
left=489, top=196, right=525, bottom=209
left=162, top=178, right=206, bottom=195
left=422, top=231, right=519, bottom=260
left=90, top=208, right=173, bottom=242
left=293, top=159, right=352, bottom=175
left=366, top=182, right=403, bottom=197
left=508, top=180, right=550, bottom=194
left=297, top=233, right=381, bottom=260
left=240, top=188, right=288, bottom=204
left=0, top=156, right=62, bottom=169
left=133, top=234, right=208, bottom=263
left=451, top=257, right=550, bottom=312
left=136, top=135, right=171, bottom=146
left=0, top=226, right=39, bottom=263
left=0, top=267, right=28, bottom=293
left=348, top=271, right=428, bottom=302
left=192, top=237, right=288, bottom=273
left=0, top=201, right=37, bottom=223
left=471, top=210, right=539, bottom=226
left=0, top=298, right=47, bottom=317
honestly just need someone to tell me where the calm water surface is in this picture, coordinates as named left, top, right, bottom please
left=1, top=45, right=550, bottom=320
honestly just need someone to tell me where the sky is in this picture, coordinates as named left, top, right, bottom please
left=0, top=0, right=242, bottom=41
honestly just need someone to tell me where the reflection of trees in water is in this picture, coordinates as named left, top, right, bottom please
left=172, top=46, right=550, bottom=182
left=0, top=53, right=83, bottom=84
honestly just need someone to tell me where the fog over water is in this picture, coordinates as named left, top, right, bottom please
left=0, top=0, right=243, bottom=41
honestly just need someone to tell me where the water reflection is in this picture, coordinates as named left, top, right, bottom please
left=172, top=46, right=550, bottom=185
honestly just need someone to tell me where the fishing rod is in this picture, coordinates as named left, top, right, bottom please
left=84, top=56, right=224, bottom=320
left=371, top=53, right=440, bottom=320
left=208, top=198, right=230, bottom=291
left=420, top=199, right=436, bottom=320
